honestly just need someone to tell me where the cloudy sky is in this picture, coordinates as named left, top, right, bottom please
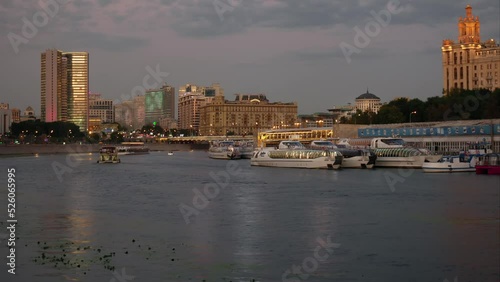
left=1, top=0, right=499, bottom=115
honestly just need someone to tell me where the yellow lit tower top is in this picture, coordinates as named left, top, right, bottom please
left=458, top=4, right=480, bottom=44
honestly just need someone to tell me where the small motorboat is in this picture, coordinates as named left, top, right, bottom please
left=422, top=155, right=477, bottom=173
left=167, top=151, right=174, bottom=156
left=97, top=146, right=120, bottom=164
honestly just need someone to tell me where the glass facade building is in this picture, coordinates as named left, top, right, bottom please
left=41, top=49, right=89, bottom=131
left=64, top=52, right=89, bottom=131
left=145, top=85, right=175, bottom=125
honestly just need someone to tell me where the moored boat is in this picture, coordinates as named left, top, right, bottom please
left=422, top=155, right=477, bottom=173
left=338, top=137, right=441, bottom=168
left=235, top=140, right=254, bottom=159
left=97, top=146, right=120, bottom=164
left=251, top=141, right=343, bottom=169
left=310, top=140, right=376, bottom=168
left=475, top=153, right=500, bottom=175
left=117, top=142, right=150, bottom=155
left=208, top=140, right=241, bottom=159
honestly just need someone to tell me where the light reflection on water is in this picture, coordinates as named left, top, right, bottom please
left=0, top=151, right=498, bottom=282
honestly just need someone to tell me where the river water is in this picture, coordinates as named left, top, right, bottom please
left=0, top=151, right=498, bottom=282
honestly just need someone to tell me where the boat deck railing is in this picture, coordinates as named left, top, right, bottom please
left=268, top=150, right=340, bottom=159
left=373, top=148, right=424, bottom=158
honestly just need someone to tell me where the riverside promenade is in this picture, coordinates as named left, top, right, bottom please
left=0, top=143, right=193, bottom=156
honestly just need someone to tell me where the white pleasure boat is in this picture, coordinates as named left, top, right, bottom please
left=422, top=155, right=478, bottom=173
left=338, top=138, right=441, bottom=168
left=310, top=140, right=376, bottom=169
left=235, top=140, right=255, bottom=159
left=208, top=140, right=241, bottom=159
left=117, top=142, right=150, bottom=155
left=251, top=141, right=343, bottom=169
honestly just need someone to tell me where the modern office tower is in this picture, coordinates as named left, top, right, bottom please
left=113, top=103, right=126, bottom=129
left=64, top=52, right=89, bottom=131
left=145, top=84, right=175, bottom=125
left=133, top=95, right=145, bottom=130
left=114, top=100, right=134, bottom=130
left=177, top=83, right=222, bottom=131
left=41, top=49, right=89, bottom=131
left=41, top=49, right=67, bottom=123
left=442, top=5, right=500, bottom=94
left=199, top=93, right=298, bottom=136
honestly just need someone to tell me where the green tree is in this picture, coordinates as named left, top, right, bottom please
left=376, top=105, right=405, bottom=124
left=109, top=131, right=124, bottom=143
left=88, top=133, right=101, bottom=143
left=141, top=124, right=165, bottom=136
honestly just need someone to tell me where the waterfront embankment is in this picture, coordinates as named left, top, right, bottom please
left=0, top=143, right=195, bottom=156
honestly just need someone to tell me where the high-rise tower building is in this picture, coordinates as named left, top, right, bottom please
left=145, top=84, right=175, bottom=125
left=441, top=5, right=500, bottom=94
left=65, top=52, right=89, bottom=131
left=41, top=49, right=89, bottom=131
left=41, top=49, right=67, bottom=122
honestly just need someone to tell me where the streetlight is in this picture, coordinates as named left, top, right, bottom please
left=409, top=111, right=417, bottom=124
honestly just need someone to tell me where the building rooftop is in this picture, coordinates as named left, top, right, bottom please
left=356, top=90, right=380, bottom=100
left=234, top=94, right=269, bottom=102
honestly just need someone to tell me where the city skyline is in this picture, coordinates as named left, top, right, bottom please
left=1, top=0, right=499, bottom=115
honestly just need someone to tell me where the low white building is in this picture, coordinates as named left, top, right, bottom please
left=355, top=90, right=382, bottom=113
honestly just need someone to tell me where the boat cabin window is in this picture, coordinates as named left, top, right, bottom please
left=313, top=141, right=334, bottom=146
left=380, top=139, right=405, bottom=146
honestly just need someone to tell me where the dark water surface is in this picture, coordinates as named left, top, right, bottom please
left=0, top=151, right=499, bottom=282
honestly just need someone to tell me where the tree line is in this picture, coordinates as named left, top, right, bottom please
left=340, top=88, right=500, bottom=124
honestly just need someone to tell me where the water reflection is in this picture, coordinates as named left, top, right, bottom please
left=2, top=152, right=498, bottom=282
